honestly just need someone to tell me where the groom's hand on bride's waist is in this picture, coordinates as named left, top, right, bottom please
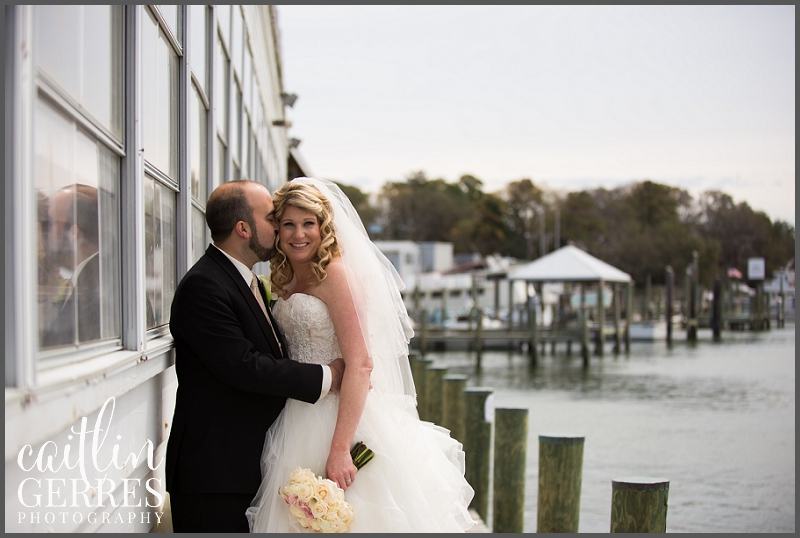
left=329, top=358, right=345, bottom=392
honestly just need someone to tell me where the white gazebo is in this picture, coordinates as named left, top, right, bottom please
left=507, top=245, right=634, bottom=358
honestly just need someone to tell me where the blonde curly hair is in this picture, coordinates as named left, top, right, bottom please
left=270, top=181, right=340, bottom=297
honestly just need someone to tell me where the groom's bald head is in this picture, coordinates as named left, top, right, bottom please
left=206, top=180, right=270, bottom=243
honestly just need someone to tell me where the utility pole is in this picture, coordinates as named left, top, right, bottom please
left=539, top=208, right=546, bottom=258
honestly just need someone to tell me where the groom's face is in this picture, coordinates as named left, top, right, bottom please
left=245, top=185, right=279, bottom=262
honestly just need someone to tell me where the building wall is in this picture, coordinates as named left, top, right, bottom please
left=419, top=242, right=454, bottom=273
left=373, top=240, right=421, bottom=284
left=5, top=5, right=294, bottom=532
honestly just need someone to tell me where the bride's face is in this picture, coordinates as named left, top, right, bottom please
left=279, top=205, right=322, bottom=265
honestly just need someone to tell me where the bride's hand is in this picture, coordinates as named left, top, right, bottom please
left=326, top=449, right=357, bottom=491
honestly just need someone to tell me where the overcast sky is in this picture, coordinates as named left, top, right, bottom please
left=275, top=5, right=795, bottom=225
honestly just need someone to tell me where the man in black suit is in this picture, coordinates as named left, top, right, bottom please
left=166, top=180, right=344, bottom=532
left=40, top=184, right=101, bottom=348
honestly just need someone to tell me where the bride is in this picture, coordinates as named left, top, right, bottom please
left=246, top=178, right=475, bottom=532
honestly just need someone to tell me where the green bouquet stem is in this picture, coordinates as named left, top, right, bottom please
left=350, top=441, right=375, bottom=470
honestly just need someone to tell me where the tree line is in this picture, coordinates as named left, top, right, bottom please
left=336, top=171, right=795, bottom=289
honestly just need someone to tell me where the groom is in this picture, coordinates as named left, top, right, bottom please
left=166, top=180, right=345, bottom=532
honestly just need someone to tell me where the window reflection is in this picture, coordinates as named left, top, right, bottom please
left=35, top=100, right=121, bottom=350
left=190, top=83, right=207, bottom=202
left=145, top=175, right=176, bottom=329
left=192, top=206, right=207, bottom=265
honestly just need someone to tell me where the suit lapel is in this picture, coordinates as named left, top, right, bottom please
left=257, top=278, right=289, bottom=354
left=205, top=246, right=284, bottom=358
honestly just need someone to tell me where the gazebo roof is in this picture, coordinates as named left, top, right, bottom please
left=507, top=245, right=632, bottom=283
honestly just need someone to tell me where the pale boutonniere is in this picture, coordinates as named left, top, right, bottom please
left=257, top=275, right=276, bottom=309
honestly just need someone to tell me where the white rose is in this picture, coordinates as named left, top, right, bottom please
left=295, top=481, right=315, bottom=502
left=338, top=503, right=355, bottom=524
left=310, top=499, right=329, bottom=518
left=314, top=479, right=339, bottom=503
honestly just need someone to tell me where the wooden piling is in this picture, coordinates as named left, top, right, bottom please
left=464, top=387, right=493, bottom=523
left=712, top=277, right=722, bottom=341
left=493, top=408, right=528, bottom=533
left=441, top=285, right=448, bottom=327
left=530, top=294, right=539, bottom=365
left=410, top=357, right=433, bottom=421
left=442, top=374, right=468, bottom=443
left=581, top=284, right=589, bottom=365
left=610, top=477, right=669, bottom=533
left=420, top=309, right=429, bottom=355
left=688, top=275, right=697, bottom=342
left=645, top=273, right=652, bottom=321
left=613, top=284, right=621, bottom=354
left=625, top=281, right=632, bottom=353
left=596, top=280, right=605, bottom=356
left=779, top=273, right=786, bottom=328
left=425, top=365, right=448, bottom=425
left=688, top=251, right=698, bottom=342
left=475, top=307, right=484, bottom=366
left=665, top=267, right=673, bottom=346
left=537, top=435, right=585, bottom=533
left=508, top=280, right=515, bottom=331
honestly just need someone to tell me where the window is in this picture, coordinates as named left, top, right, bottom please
left=142, top=5, right=180, bottom=329
left=34, top=100, right=122, bottom=352
left=189, top=5, right=210, bottom=264
left=142, top=6, right=179, bottom=180
left=33, top=6, right=124, bottom=355
left=215, top=29, right=230, bottom=186
left=144, top=175, right=177, bottom=329
left=34, top=5, right=124, bottom=139
left=157, top=5, right=181, bottom=43
left=189, top=4, right=208, bottom=93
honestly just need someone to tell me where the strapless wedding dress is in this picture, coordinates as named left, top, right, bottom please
left=246, top=293, right=475, bottom=533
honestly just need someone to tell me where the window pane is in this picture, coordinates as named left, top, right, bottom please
left=190, top=82, right=208, bottom=203
left=241, top=112, right=250, bottom=179
left=189, top=4, right=208, bottom=92
left=35, top=99, right=121, bottom=351
left=216, top=136, right=226, bottom=187
left=35, top=5, right=124, bottom=138
left=145, top=175, right=177, bottom=329
left=142, top=7, right=179, bottom=179
left=192, top=206, right=207, bottom=265
left=215, top=32, right=229, bottom=140
left=243, top=43, right=252, bottom=113
left=216, top=4, right=230, bottom=49
left=231, top=5, right=243, bottom=78
left=157, top=5, right=180, bottom=43
left=230, top=81, right=241, bottom=164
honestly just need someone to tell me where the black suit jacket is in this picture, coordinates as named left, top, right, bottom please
left=166, top=245, right=324, bottom=495
left=41, top=253, right=101, bottom=348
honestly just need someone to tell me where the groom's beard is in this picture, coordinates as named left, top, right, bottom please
left=249, top=227, right=275, bottom=262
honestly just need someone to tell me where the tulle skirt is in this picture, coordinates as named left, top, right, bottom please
left=246, top=390, right=475, bottom=533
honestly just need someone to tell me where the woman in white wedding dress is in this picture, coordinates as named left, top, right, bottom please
left=246, top=178, right=475, bottom=533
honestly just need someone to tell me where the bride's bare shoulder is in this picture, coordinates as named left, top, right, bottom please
left=316, top=256, right=355, bottom=299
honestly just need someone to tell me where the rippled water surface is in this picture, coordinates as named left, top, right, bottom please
left=422, top=324, right=795, bottom=533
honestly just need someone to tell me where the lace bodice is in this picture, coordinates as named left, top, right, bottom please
left=273, top=293, right=341, bottom=366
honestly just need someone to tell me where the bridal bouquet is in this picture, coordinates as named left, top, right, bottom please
left=279, top=444, right=375, bottom=533
left=279, top=467, right=355, bottom=533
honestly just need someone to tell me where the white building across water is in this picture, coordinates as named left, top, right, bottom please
left=5, top=6, right=306, bottom=532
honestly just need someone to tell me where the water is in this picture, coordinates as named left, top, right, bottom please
left=422, top=324, right=795, bottom=533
